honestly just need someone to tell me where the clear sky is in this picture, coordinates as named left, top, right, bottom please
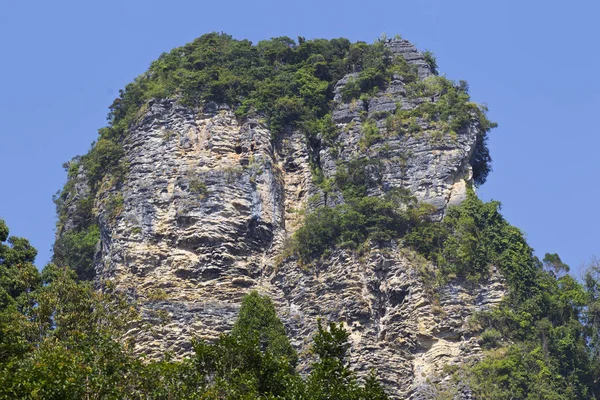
left=0, top=0, right=598, bottom=276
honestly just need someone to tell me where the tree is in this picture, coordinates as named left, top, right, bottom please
left=0, top=221, right=140, bottom=399
left=192, top=290, right=300, bottom=397
left=0, top=218, right=41, bottom=305
left=231, top=291, right=298, bottom=367
left=305, top=321, right=388, bottom=400
left=543, top=252, right=570, bottom=277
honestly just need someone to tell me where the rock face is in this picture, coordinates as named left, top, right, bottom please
left=61, top=39, right=504, bottom=398
left=274, top=249, right=506, bottom=399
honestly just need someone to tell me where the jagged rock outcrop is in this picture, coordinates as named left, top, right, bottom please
left=273, top=248, right=505, bottom=399
left=59, top=38, right=504, bottom=398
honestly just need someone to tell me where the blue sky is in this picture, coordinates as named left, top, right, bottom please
left=0, top=0, right=598, bottom=275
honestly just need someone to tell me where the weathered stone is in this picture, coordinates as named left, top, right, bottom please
left=59, top=38, right=502, bottom=399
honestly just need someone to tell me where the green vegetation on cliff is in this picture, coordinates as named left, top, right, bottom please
left=6, top=187, right=600, bottom=400
left=293, top=183, right=600, bottom=398
left=293, top=158, right=434, bottom=263
left=54, top=33, right=494, bottom=280
left=37, top=32, right=600, bottom=399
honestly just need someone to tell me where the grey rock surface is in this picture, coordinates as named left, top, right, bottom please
left=54, top=157, right=91, bottom=234
left=59, top=38, right=501, bottom=399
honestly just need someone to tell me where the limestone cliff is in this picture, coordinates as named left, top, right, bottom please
left=56, top=37, right=503, bottom=399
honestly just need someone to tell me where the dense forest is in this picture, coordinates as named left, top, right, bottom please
left=2, top=33, right=600, bottom=399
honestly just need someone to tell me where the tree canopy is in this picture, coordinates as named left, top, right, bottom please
left=0, top=223, right=389, bottom=399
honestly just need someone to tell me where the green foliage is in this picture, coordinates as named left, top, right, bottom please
left=334, top=158, right=383, bottom=198
left=339, top=41, right=418, bottom=103
left=0, top=219, right=8, bottom=242
left=387, top=76, right=496, bottom=185
left=192, top=334, right=292, bottom=398
left=469, top=326, right=594, bottom=399
left=293, top=206, right=341, bottom=262
left=0, top=219, right=42, bottom=361
left=231, top=291, right=298, bottom=368
left=471, top=128, right=493, bottom=186
left=339, top=77, right=361, bottom=102
left=304, top=321, right=358, bottom=398
left=53, top=163, right=101, bottom=281
left=108, top=32, right=387, bottom=142
left=0, top=260, right=140, bottom=399
left=445, top=244, right=599, bottom=398
left=189, top=179, right=209, bottom=198
left=291, top=176, right=600, bottom=399
left=312, top=321, right=351, bottom=360
left=0, top=218, right=40, bottom=308
left=339, top=67, right=388, bottom=102
left=82, top=134, right=127, bottom=192
left=305, top=321, right=388, bottom=400
left=389, top=54, right=419, bottom=83
left=358, top=119, right=383, bottom=150
left=106, top=193, right=124, bottom=220
left=52, top=177, right=100, bottom=280
left=52, top=224, right=100, bottom=281
left=147, top=288, right=168, bottom=301
left=293, top=157, right=431, bottom=264
left=423, top=50, right=438, bottom=75
left=480, top=328, right=503, bottom=349
left=584, top=258, right=600, bottom=360
left=190, top=292, right=301, bottom=398
left=297, top=182, right=527, bottom=290
left=405, top=187, right=537, bottom=294
left=1, top=233, right=389, bottom=400
left=543, top=252, right=570, bottom=276
left=303, top=113, right=338, bottom=145
left=188, top=316, right=389, bottom=400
